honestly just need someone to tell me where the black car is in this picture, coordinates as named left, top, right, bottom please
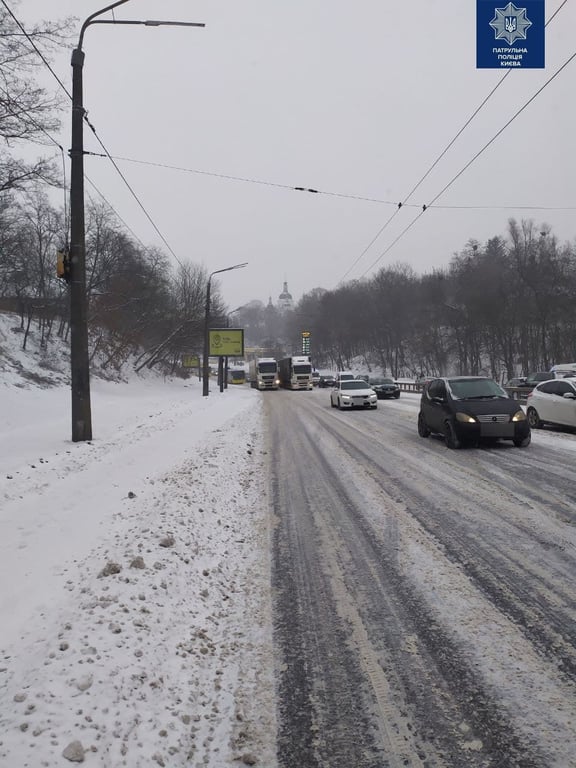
left=371, top=377, right=400, bottom=399
left=318, top=375, right=336, bottom=388
left=417, top=376, right=531, bottom=449
left=524, top=372, right=553, bottom=389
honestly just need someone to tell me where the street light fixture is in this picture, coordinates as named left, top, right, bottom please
left=69, top=0, right=204, bottom=441
left=203, top=263, right=248, bottom=397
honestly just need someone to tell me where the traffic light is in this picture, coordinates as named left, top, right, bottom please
left=56, top=249, right=71, bottom=283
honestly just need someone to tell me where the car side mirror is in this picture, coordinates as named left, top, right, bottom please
left=562, top=392, right=576, bottom=399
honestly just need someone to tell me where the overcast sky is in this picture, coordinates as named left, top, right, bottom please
left=16, top=0, right=576, bottom=309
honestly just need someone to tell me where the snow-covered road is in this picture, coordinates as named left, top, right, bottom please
left=269, top=388, right=576, bottom=768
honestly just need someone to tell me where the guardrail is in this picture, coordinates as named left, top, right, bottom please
left=503, top=386, right=532, bottom=403
left=394, top=381, right=532, bottom=404
left=396, top=381, right=422, bottom=393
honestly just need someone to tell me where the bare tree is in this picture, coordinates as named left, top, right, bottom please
left=0, top=2, right=72, bottom=192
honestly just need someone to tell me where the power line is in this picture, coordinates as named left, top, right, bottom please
left=104, top=154, right=406, bottom=207
left=359, top=48, right=576, bottom=278
left=340, top=0, right=570, bottom=282
left=91, top=153, right=576, bottom=213
left=431, top=204, right=576, bottom=211
left=82, top=120, right=184, bottom=267
left=84, top=174, right=153, bottom=252
left=402, top=0, right=569, bottom=207
left=424, top=50, right=576, bottom=208
left=0, top=82, right=69, bottom=239
left=0, top=0, right=72, bottom=100
left=2, top=0, right=182, bottom=266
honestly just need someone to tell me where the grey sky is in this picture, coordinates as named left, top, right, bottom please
left=16, top=0, right=576, bottom=309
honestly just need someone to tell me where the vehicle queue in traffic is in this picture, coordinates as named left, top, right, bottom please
left=317, top=368, right=576, bottom=450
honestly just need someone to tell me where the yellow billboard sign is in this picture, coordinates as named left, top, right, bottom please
left=182, top=354, right=200, bottom=368
left=209, top=328, right=244, bottom=357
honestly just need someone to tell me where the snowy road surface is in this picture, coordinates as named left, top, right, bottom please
left=269, top=388, right=576, bottom=768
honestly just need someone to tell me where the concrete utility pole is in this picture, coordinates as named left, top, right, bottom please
left=68, top=0, right=204, bottom=441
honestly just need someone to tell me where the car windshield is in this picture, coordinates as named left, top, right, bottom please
left=341, top=381, right=370, bottom=390
left=379, top=378, right=394, bottom=384
left=448, top=378, right=508, bottom=400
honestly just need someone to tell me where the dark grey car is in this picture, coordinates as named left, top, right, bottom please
left=418, top=376, right=531, bottom=449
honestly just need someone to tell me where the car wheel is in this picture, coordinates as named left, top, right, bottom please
left=417, top=412, right=430, bottom=438
left=338, top=398, right=343, bottom=410
left=371, top=404, right=378, bottom=409
left=330, top=398, right=335, bottom=408
left=444, top=420, right=461, bottom=449
left=394, top=392, right=400, bottom=399
left=527, top=407, right=542, bottom=429
left=513, top=433, right=531, bottom=448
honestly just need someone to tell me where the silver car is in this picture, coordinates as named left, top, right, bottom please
left=330, top=380, right=377, bottom=410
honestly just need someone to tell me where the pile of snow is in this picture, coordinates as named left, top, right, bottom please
left=0, top=312, right=276, bottom=767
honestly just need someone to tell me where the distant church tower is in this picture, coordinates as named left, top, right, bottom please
left=277, top=281, right=293, bottom=312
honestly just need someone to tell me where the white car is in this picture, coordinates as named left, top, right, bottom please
left=526, top=377, right=576, bottom=431
left=330, top=380, right=377, bottom=410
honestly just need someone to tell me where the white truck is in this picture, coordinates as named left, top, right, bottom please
left=248, top=357, right=279, bottom=390
left=278, top=356, right=313, bottom=390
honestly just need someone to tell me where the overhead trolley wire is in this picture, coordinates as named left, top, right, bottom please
left=101, top=154, right=410, bottom=208
left=341, top=0, right=571, bottom=283
left=91, top=153, right=575, bottom=213
left=358, top=46, right=576, bottom=279
left=423, top=50, right=576, bottom=211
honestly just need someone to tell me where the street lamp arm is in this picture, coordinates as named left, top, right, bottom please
left=88, top=19, right=206, bottom=28
left=79, top=0, right=131, bottom=49
left=209, top=262, right=249, bottom=280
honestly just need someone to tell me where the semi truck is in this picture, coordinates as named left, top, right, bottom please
left=248, top=357, right=279, bottom=390
left=278, top=355, right=313, bottom=390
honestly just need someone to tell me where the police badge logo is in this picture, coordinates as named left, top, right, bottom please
left=489, top=2, right=533, bottom=45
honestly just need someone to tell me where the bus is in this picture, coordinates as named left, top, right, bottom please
left=227, top=367, right=246, bottom=385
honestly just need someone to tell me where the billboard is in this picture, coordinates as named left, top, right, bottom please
left=209, top=328, right=244, bottom=357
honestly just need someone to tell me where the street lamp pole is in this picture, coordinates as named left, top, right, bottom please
left=69, top=1, right=204, bottom=441
left=202, top=264, right=248, bottom=397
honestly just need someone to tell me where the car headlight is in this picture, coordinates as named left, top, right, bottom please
left=512, top=410, right=526, bottom=422
left=341, top=395, right=351, bottom=400
left=455, top=412, right=477, bottom=423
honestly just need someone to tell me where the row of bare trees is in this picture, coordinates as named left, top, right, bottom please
left=0, top=4, right=226, bottom=373
left=267, top=220, right=576, bottom=382
left=0, top=190, right=227, bottom=371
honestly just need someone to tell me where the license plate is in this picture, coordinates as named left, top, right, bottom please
left=480, top=423, right=514, bottom=437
